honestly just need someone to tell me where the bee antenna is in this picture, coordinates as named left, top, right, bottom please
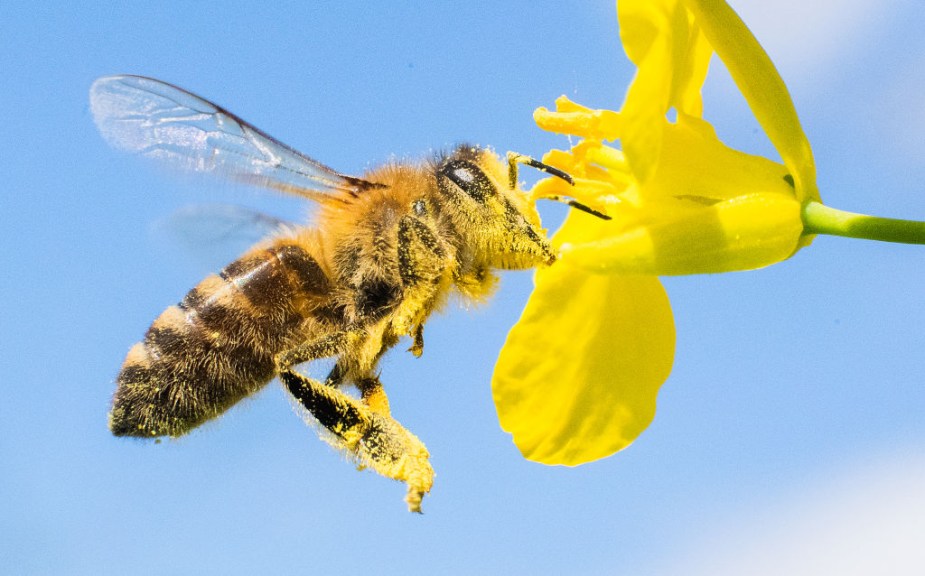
left=516, top=156, right=575, bottom=185
left=508, top=152, right=611, bottom=221
left=543, top=195, right=612, bottom=221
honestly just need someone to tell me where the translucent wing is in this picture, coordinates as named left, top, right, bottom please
left=154, top=204, right=295, bottom=271
left=157, top=203, right=293, bottom=251
left=89, top=75, right=380, bottom=202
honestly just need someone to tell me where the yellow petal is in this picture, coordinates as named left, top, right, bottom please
left=492, top=263, right=675, bottom=465
left=560, top=192, right=803, bottom=275
left=649, top=116, right=794, bottom=202
left=619, top=0, right=714, bottom=183
left=618, top=0, right=680, bottom=183
left=671, top=20, right=712, bottom=118
left=680, top=0, right=819, bottom=203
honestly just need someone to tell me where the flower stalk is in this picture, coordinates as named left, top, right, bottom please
left=802, top=202, right=925, bottom=245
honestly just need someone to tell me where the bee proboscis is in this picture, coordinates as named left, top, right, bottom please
left=90, top=75, right=589, bottom=512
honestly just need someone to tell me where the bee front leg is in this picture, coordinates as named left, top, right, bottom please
left=276, top=341, right=433, bottom=512
left=408, top=324, right=425, bottom=358
left=396, top=214, right=450, bottom=356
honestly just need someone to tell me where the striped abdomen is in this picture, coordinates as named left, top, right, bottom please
left=110, top=240, right=334, bottom=438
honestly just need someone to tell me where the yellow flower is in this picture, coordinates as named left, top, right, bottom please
left=493, top=0, right=819, bottom=465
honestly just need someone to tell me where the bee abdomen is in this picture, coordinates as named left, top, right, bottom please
left=110, top=242, right=333, bottom=438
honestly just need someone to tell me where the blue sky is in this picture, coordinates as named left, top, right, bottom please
left=1, top=1, right=924, bottom=574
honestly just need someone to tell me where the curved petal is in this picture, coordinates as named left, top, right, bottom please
left=672, top=22, right=712, bottom=118
left=618, top=0, right=681, bottom=183
left=680, top=0, right=819, bottom=203
left=618, top=0, right=713, bottom=179
left=492, top=263, right=675, bottom=465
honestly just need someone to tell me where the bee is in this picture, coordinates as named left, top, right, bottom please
left=90, top=75, right=599, bottom=512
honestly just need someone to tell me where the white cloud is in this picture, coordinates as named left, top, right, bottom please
left=671, top=449, right=925, bottom=575
left=727, top=0, right=892, bottom=86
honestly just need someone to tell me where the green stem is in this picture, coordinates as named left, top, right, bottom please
left=802, top=201, right=925, bottom=245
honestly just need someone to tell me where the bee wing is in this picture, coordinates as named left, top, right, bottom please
left=158, top=203, right=294, bottom=250
left=89, top=75, right=379, bottom=202
left=154, top=204, right=296, bottom=271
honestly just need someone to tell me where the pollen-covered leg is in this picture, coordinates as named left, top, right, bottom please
left=407, top=324, right=424, bottom=358
left=277, top=331, right=354, bottom=370
left=280, top=369, right=433, bottom=512
left=357, top=376, right=391, bottom=415
left=393, top=214, right=451, bottom=341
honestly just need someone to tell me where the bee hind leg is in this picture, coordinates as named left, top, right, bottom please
left=322, top=359, right=391, bottom=417
left=277, top=344, right=433, bottom=513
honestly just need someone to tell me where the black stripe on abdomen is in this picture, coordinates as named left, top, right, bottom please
left=110, top=242, right=333, bottom=438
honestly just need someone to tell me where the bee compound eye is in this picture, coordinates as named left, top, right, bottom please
left=438, top=159, right=496, bottom=203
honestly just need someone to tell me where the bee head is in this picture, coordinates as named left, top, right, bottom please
left=436, top=146, right=555, bottom=269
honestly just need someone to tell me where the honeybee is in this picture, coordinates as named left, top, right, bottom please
left=90, top=75, right=597, bottom=512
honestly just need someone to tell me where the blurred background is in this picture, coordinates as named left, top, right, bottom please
left=1, top=1, right=923, bottom=574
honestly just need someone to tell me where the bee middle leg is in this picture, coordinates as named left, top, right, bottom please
left=276, top=337, right=433, bottom=512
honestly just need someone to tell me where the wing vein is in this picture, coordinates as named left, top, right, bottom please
left=89, top=74, right=380, bottom=203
